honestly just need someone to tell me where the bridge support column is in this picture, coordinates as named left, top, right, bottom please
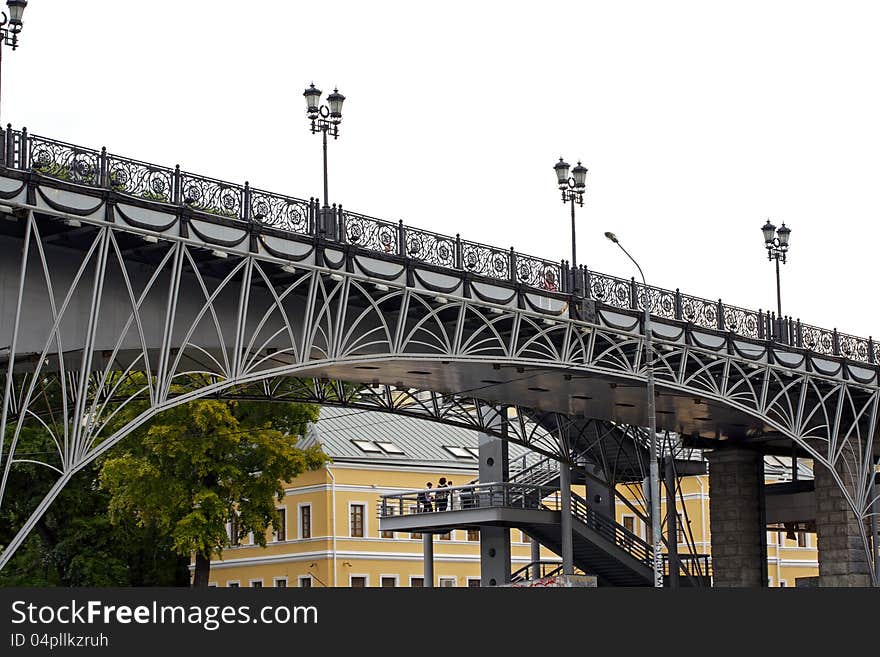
left=560, top=463, right=573, bottom=575
left=423, top=533, right=434, bottom=588
left=530, top=535, right=541, bottom=579
left=707, top=449, right=767, bottom=587
left=665, top=458, right=680, bottom=588
left=478, top=409, right=511, bottom=586
left=813, top=463, right=872, bottom=587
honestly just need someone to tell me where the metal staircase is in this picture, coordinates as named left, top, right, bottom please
left=380, top=482, right=711, bottom=586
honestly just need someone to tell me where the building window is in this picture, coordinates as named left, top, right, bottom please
left=410, top=577, right=424, bottom=588
left=299, top=504, right=312, bottom=540
left=438, top=577, right=456, bottom=588
left=350, top=576, right=367, bottom=588
left=351, top=439, right=383, bottom=453
left=250, top=580, right=263, bottom=588
left=274, top=578, right=287, bottom=588
left=227, top=581, right=240, bottom=588
left=467, top=528, right=480, bottom=542
left=229, top=514, right=240, bottom=546
left=467, top=578, right=481, bottom=588
left=381, top=576, right=397, bottom=588
left=299, top=576, right=312, bottom=588
left=779, top=580, right=787, bottom=588
left=797, top=531, right=807, bottom=548
left=442, top=445, right=475, bottom=459
left=274, top=508, right=286, bottom=542
left=676, top=513, right=685, bottom=545
left=350, top=504, right=365, bottom=538
left=622, top=515, right=636, bottom=549
left=374, top=441, right=405, bottom=455
left=521, top=531, right=530, bottom=544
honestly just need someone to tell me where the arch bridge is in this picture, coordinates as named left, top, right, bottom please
left=0, top=129, right=876, bottom=585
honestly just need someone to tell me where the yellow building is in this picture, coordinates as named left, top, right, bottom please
left=209, top=408, right=818, bottom=587
left=208, top=407, right=550, bottom=588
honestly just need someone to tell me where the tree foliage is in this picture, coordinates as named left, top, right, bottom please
left=99, top=399, right=325, bottom=586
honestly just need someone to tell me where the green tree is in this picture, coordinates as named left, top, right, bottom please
left=0, top=374, right=189, bottom=587
left=99, top=399, right=325, bottom=587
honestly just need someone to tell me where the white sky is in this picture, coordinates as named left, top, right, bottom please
left=7, top=1, right=879, bottom=338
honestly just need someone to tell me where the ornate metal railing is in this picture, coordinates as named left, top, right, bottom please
left=2, top=127, right=876, bottom=365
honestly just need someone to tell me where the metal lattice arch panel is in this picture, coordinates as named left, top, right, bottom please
left=0, top=174, right=878, bottom=576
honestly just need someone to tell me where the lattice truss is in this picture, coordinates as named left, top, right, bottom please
left=1, top=212, right=878, bottom=580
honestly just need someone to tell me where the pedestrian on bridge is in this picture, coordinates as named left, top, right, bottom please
left=417, top=482, right=433, bottom=513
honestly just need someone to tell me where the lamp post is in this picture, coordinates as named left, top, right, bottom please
left=0, top=0, right=27, bottom=128
left=761, top=219, right=791, bottom=320
left=303, top=82, right=345, bottom=238
left=604, top=230, right=663, bottom=588
left=554, top=158, right=588, bottom=288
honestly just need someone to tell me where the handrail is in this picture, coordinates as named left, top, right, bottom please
left=379, top=482, right=654, bottom=568
left=568, top=490, right=653, bottom=567
left=510, top=561, right=578, bottom=583
left=508, top=455, right=560, bottom=487
left=662, top=552, right=712, bottom=586
left=378, top=482, right=562, bottom=517
left=5, top=126, right=877, bottom=366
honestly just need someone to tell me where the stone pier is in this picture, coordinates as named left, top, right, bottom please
left=707, top=448, right=767, bottom=587
left=813, top=463, right=872, bottom=587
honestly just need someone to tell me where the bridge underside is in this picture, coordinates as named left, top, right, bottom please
left=1, top=185, right=878, bottom=584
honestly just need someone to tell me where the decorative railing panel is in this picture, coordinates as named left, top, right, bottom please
left=341, top=210, right=398, bottom=254
left=403, top=225, right=457, bottom=268
left=2, top=128, right=876, bottom=366
left=106, top=153, right=174, bottom=203
left=250, top=188, right=310, bottom=232
left=514, top=253, right=562, bottom=291
left=29, top=134, right=101, bottom=187
left=460, top=239, right=511, bottom=280
left=179, top=171, right=243, bottom=219
left=801, top=323, right=835, bottom=356
left=590, top=273, right=633, bottom=308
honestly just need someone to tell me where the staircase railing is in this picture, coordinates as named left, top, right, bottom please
left=567, top=491, right=654, bottom=567
left=509, top=561, right=563, bottom=583
left=508, top=455, right=560, bottom=488
left=663, top=553, right=712, bottom=586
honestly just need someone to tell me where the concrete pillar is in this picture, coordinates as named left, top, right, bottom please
left=560, top=462, right=573, bottom=575
left=707, top=448, right=767, bottom=587
left=586, top=474, right=615, bottom=521
left=813, top=462, right=872, bottom=587
left=530, top=534, right=541, bottom=579
left=423, top=533, right=434, bottom=588
left=478, top=409, right=511, bottom=586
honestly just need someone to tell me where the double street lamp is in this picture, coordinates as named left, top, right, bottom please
left=604, top=230, right=663, bottom=588
left=553, top=157, right=588, bottom=281
left=303, top=82, right=345, bottom=236
left=0, top=0, right=27, bottom=126
left=761, top=219, right=791, bottom=320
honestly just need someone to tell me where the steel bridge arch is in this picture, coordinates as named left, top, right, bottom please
left=1, top=208, right=878, bottom=582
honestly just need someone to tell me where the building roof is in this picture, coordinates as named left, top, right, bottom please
left=299, top=405, right=541, bottom=470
